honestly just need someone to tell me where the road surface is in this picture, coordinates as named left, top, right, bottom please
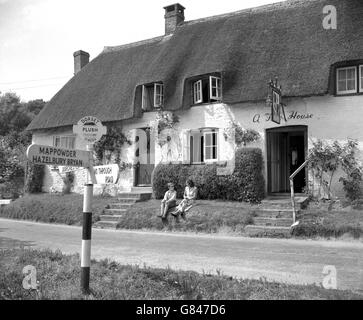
left=1, top=218, right=363, bottom=291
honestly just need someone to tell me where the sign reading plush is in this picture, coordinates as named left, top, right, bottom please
left=73, top=116, right=107, bottom=144
left=94, top=164, right=119, bottom=184
left=26, top=144, right=91, bottom=168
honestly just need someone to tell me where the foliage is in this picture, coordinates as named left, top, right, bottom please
left=24, top=163, right=44, bottom=194
left=61, top=172, right=75, bottom=195
left=0, top=92, right=45, bottom=135
left=339, top=140, right=363, bottom=202
left=149, top=111, right=180, bottom=147
left=308, top=139, right=362, bottom=201
left=93, top=125, right=132, bottom=164
left=223, top=121, right=260, bottom=147
left=152, top=148, right=265, bottom=203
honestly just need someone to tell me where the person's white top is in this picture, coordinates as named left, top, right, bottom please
left=163, top=190, right=176, bottom=202
left=184, top=186, right=197, bottom=200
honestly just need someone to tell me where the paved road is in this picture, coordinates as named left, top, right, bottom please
left=1, top=218, right=363, bottom=291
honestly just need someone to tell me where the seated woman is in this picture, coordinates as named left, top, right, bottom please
left=171, top=179, right=197, bottom=218
left=157, top=182, right=177, bottom=219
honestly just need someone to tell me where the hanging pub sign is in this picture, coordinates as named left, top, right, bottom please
left=267, top=78, right=286, bottom=124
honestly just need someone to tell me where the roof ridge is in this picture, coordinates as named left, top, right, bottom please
left=102, top=34, right=172, bottom=53
left=182, top=0, right=319, bottom=26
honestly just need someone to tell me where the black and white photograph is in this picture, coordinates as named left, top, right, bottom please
left=1, top=0, right=363, bottom=307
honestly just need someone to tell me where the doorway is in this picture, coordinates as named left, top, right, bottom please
left=134, top=128, right=154, bottom=186
left=266, top=126, right=307, bottom=194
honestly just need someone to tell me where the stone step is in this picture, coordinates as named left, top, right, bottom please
left=117, top=193, right=151, bottom=201
left=108, top=203, right=134, bottom=209
left=99, top=215, right=123, bottom=222
left=253, top=208, right=297, bottom=219
left=245, top=225, right=292, bottom=237
left=104, top=208, right=127, bottom=215
left=94, top=220, right=118, bottom=229
left=253, top=217, right=293, bottom=227
left=131, top=186, right=152, bottom=193
left=115, top=198, right=141, bottom=203
left=261, top=196, right=309, bottom=210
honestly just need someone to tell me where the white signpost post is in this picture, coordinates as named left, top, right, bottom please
left=73, top=116, right=107, bottom=294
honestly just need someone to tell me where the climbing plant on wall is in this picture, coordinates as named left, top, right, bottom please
left=149, top=111, right=180, bottom=148
left=93, top=125, right=132, bottom=165
left=223, top=121, right=261, bottom=147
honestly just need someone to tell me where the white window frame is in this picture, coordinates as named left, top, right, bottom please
left=203, top=130, right=218, bottom=162
left=193, top=80, right=203, bottom=104
left=336, top=66, right=357, bottom=95
left=53, top=135, right=76, bottom=149
left=209, top=76, right=222, bottom=100
left=359, top=65, right=363, bottom=93
left=141, top=85, right=147, bottom=110
left=154, top=83, right=164, bottom=108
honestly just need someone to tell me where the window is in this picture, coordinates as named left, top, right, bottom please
left=188, top=129, right=218, bottom=163
left=360, top=65, right=363, bottom=93
left=336, top=66, right=357, bottom=94
left=142, top=82, right=164, bottom=110
left=192, top=75, right=222, bottom=104
left=53, top=136, right=75, bottom=149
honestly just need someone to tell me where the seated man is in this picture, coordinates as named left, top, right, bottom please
left=157, top=182, right=177, bottom=219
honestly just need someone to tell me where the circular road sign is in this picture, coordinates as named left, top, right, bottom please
left=73, top=116, right=107, bottom=144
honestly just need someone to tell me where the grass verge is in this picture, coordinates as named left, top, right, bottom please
left=0, top=193, right=110, bottom=225
left=1, top=248, right=362, bottom=300
left=116, top=199, right=255, bottom=234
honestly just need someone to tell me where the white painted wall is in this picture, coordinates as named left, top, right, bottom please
left=32, top=94, right=363, bottom=198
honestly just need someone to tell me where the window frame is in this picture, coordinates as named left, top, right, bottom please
left=154, top=83, right=164, bottom=108
left=53, top=135, right=76, bottom=149
left=359, top=65, right=363, bottom=93
left=203, top=130, right=218, bottom=162
left=209, top=76, right=222, bottom=100
left=193, top=80, right=203, bottom=104
left=336, top=66, right=358, bottom=95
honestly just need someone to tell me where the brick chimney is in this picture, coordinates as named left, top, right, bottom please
left=163, top=3, right=185, bottom=35
left=73, top=50, right=90, bottom=75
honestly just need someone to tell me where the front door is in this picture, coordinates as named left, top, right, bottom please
left=134, top=128, right=154, bottom=186
left=267, top=126, right=307, bottom=194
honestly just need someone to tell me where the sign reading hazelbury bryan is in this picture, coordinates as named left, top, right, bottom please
left=73, top=116, right=107, bottom=144
left=26, top=144, right=91, bottom=168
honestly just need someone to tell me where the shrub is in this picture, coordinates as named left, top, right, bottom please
left=24, top=162, right=44, bottom=194
left=152, top=148, right=265, bottom=203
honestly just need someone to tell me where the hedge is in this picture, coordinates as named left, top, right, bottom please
left=152, top=148, right=265, bottom=203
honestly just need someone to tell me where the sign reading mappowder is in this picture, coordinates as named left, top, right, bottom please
left=26, top=144, right=91, bottom=168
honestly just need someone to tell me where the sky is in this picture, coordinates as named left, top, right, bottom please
left=0, top=0, right=283, bottom=102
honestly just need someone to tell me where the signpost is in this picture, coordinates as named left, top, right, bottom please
left=73, top=116, right=106, bottom=294
left=94, top=164, right=119, bottom=184
left=26, top=115, right=107, bottom=295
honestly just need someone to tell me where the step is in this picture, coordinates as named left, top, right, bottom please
left=94, top=220, right=118, bottom=229
left=108, top=203, right=134, bottom=210
left=253, top=217, right=293, bottom=227
left=104, top=208, right=127, bottom=215
left=261, top=196, right=309, bottom=209
left=117, top=193, right=151, bottom=201
left=131, top=186, right=152, bottom=193
left=253, top=208, right=298, bottom=219
left=99, top=215, right=123, bottom=222
left=245, top=225, right=292, bottom=237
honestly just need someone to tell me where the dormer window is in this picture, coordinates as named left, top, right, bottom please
left=192, top=75, right=222, bottom=105
left=142, top=82, right=164, bottom=110
left=335, top=64, right=363, bottom=95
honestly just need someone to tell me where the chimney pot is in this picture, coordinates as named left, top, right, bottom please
left=163, top=3, right=185, bottom=35
left=73, top=50, right=90, bottom=75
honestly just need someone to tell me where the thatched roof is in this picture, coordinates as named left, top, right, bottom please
left=28, top=0, right=363, bottom=131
